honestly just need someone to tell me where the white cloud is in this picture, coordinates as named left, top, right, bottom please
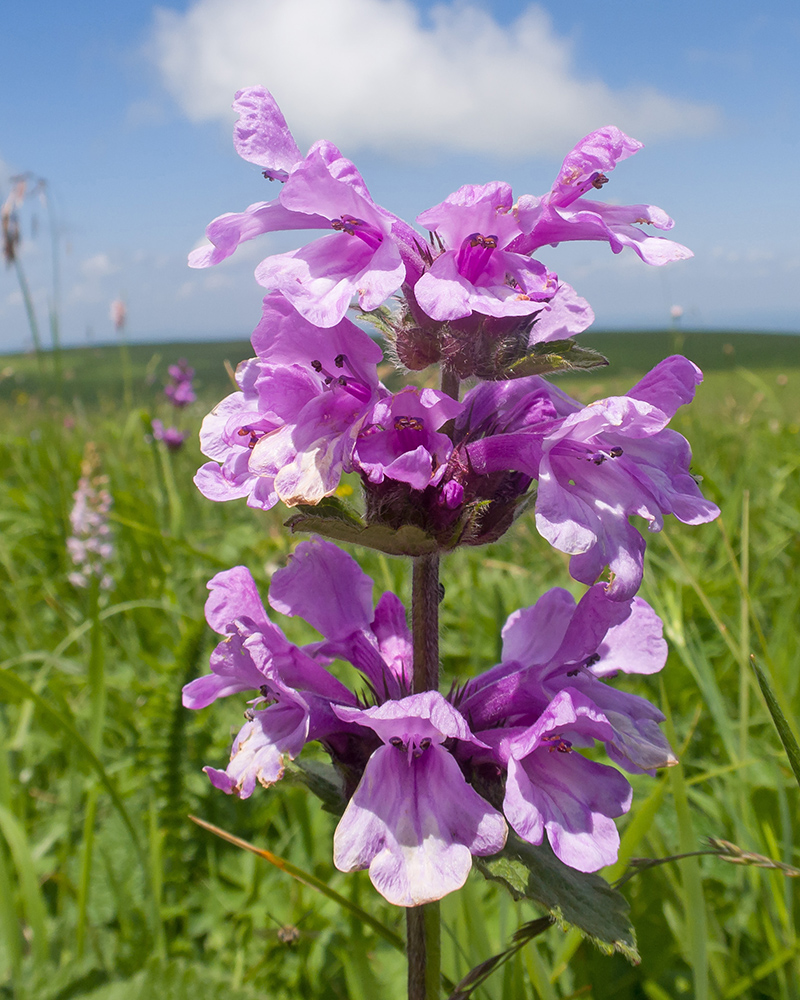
left=150, top=0, right=719, bottom=159
left=80, top=253, right=118, bottom=279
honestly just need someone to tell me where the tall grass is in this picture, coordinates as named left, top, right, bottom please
left=0, top=341, right=797, bottom=998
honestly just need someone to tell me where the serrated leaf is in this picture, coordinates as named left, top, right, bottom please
left=504, top=340, right=609, bottom=379
left=286, top=509, right=440, bottom=556
left=474, top=832, right=639, bottom=962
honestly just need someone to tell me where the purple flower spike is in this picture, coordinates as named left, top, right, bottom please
left=513, top=127, right=692, bottom=266
left=354, top=386, right=464, bottom=491
left=497, top=690, right=632, bottom=872
left=414, top=182, right=557, bottom=321
left=332, top=692, right=507, bottom=907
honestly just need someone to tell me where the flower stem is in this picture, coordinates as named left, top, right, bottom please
left=408, top=552, right=442, bottom=999
left=411, top=553, right=440, bottom=694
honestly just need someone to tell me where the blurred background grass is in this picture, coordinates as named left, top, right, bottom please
left=0, top=331, right=798, bottom=999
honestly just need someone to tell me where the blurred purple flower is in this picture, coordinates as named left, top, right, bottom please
left=152, top=419, right=187, bottom=451
left=164, top=358, right=196, bottom=408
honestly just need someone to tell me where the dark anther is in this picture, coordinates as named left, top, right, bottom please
left=419, top=737, right=432, bottom=750
left=389, top=736, right=405, bottom=750
left=393, top=415, right=424, bottom=432
left=591, top=173, right=609, bottom=190
left=334, top=354, right=346, bottom=368
left=543, top=734, right=573, bottom=753
left=609, top=446, right=623, bottom=458
left=591, top=454, right=607, bottom=465
left=585, top=652, right=601, bottom=668
left=243, top=708, right=255, bottom=721
left=310, top=359, right=323, bottom=372
left=567, top=668, right=580, bottom=677
left=259, top=685, right=270, bottom=699
left=467, top=233, right=498, bottom=249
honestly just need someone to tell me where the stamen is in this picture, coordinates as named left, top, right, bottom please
left=389, top=736, right=406, bottom=751
left=393, top=416, right=424, bottom=432
left=542, top=734, right=573, bottom=754
left=456, top=232, right=500, bottom=284
left=330, top=215, right=383, bottom=250
left=591, top=172, right=609, bottom=190
left=238, top=425, right=264, bottom=449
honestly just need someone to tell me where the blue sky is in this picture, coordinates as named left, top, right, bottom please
left=1, top=0, right=798, bottom=352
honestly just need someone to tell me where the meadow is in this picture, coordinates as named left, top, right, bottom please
left=0, top=330, right=798, bottom=1000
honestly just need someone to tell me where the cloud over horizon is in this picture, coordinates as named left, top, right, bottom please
left=150, top=0, right=720, bottom=159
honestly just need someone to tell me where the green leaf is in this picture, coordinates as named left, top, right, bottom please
left=356, top=305, right=397, bottom=339
left=751, top=655, right=800, bottom=789
left=286, top=759, right=346, bottom=816
left=474, top=832, right=639, bottom=962
left=503, top=339, right=609, bottom=379
left=286, top=502, right=440, bottom=556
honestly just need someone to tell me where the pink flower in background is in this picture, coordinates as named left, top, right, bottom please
left=67, top=443, right=114, bottom=590
left=110, top=299, right=127, bottom=333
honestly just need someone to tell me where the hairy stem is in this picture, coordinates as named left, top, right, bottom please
left=407, top=552, right=442, bottom=999
left=412, top=554, right=440, bottom=694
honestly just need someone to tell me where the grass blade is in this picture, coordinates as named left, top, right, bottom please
left=751, top=655, right=800, bottom=789
left=188, top=815, right=404, bottom=952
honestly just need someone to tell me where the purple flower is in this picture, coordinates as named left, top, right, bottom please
left=195, top=294, right=385, bottom=509
left=460, top=356, right=719, bottom=599
left=513, top=127, right=692, bottom=266
left=189, top=87, right=413, bottom=327
left=194, top=357, right=282, bottom=510
left=525, top=280, right=595, bottom=345
left=268, top=537, right=413, bottom=699
left=332, top=692, right=507, bottom=907
left=482, top=690, right=632, bottom=872
left=353, top=386, right=464, bottom=491
left=164, top=359, right=196, bottom=408
left=534, top=356, right=720, bottom=599
left=413, top=182, right=557, bottom=322
left=203, top=677, right=313, bottom=798
left=152, top=419, right=187, bottom=451
left=183, top=539, right=420, bottom=798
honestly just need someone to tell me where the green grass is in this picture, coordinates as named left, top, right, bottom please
left=0, top=334, right=798, bottom=998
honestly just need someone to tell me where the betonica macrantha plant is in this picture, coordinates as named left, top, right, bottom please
left=185, top=86, right=719, bottom=998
